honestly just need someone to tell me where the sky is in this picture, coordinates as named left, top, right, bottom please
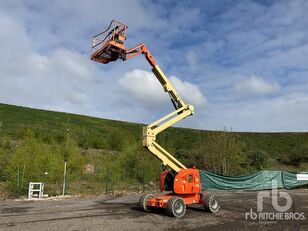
left=0, top=0, right=308, bottom=132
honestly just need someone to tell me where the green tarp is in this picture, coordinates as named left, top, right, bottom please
left=200, top=170, right=308, bottom=191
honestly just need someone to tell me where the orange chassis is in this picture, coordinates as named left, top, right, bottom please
left=148, top=168, right=203, bottom=209
left=140, top=168, right=220, bottom=218
left=147, top=193, right=203, bottom=209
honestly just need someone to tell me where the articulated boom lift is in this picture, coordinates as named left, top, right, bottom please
left=91, top=20, right=220, bottom=218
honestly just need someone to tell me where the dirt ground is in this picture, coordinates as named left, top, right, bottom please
left=0, top=189, right=307, bottom=231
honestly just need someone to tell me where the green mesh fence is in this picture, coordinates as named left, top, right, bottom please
left=200, top=170, right=308, bottom=191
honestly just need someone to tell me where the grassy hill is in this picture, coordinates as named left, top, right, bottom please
left=1, top=103, right=307, bottom=159
left=0, top=103, right=307, bottom=197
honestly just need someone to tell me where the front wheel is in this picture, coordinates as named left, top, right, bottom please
left=203, top=194, right=220, bottom=213
left=139, top=193, right=154, bottom=212
left=166, top=196, right=186, bottom=218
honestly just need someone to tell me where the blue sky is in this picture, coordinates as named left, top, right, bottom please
left=0, top=0, right=308, bottom=131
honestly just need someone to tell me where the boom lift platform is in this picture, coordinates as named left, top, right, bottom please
left=91, top=20, right=220, bottom=218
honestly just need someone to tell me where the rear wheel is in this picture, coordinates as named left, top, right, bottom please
left=139, top=193, right=154, bottom=212
left=166, top=196, right=186, bottom=218
left=203, top=194, right=220, bottom=213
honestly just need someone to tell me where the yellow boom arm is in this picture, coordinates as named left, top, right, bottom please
left=142, top=65, right=195, bottom=172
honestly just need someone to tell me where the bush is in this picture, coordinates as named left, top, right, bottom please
left=66, top=143, right=86, bottom=181
left=248, top=151, right=270, bottom=170
left=118, top=145, right=160, bottom=184
left=288, top=145, right=308, bottom=167
left=0, top=147, right=10, bottom=181
left=191, top=131, right=247, bottom=175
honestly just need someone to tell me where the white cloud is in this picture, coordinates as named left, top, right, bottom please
left=0, top=12, right=104, bottom=114
left=119, top=69, right=206, bottom=108
left=204, top=92, right=308, bottom=132
left=186, top=50, right=198, bottom=72
left=1, top=49, right=95, bottom=109
left=0, top=0, right=163, bottom=53
left=0, top=0, right=308, bottom=132
left=169, top=76, right=207, bottom=107
left=232, top=75, right=280, bottom=97
left=118, top=69, right=168, bottom=108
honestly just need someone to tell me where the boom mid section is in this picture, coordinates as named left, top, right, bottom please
left=91, top=20, right=220, bottom=218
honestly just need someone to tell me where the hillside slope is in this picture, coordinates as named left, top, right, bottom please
left=1, top=103, right=307, bottom=159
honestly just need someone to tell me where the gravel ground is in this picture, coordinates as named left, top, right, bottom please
left=0, top=189, right=307, bottom=231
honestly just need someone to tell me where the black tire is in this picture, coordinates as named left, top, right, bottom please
left=166, top=196, right=186, bottom=218
left=139, top=193, right=154, bottom=212
left=203, top=194, right=220, bottom=213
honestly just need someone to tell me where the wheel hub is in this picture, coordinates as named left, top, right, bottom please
left=175, top=201, right=183, bottom=213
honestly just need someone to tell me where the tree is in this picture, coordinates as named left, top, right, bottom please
left=193, top=131, right=247, bottom=175
left=6, top=130, right=63, bottom=195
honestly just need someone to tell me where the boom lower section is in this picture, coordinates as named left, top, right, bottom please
left=142, top=65, right=194, bottom=172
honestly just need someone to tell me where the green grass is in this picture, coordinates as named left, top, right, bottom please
left=0, top=103, right=142, bottom=150
left=1, top=102, right=308, bottom=161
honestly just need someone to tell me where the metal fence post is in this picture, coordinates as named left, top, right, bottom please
left=105, top=170, right=109, bottom=194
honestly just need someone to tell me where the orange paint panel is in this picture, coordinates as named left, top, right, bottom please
left=173, top=168, right=201, bottom=194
